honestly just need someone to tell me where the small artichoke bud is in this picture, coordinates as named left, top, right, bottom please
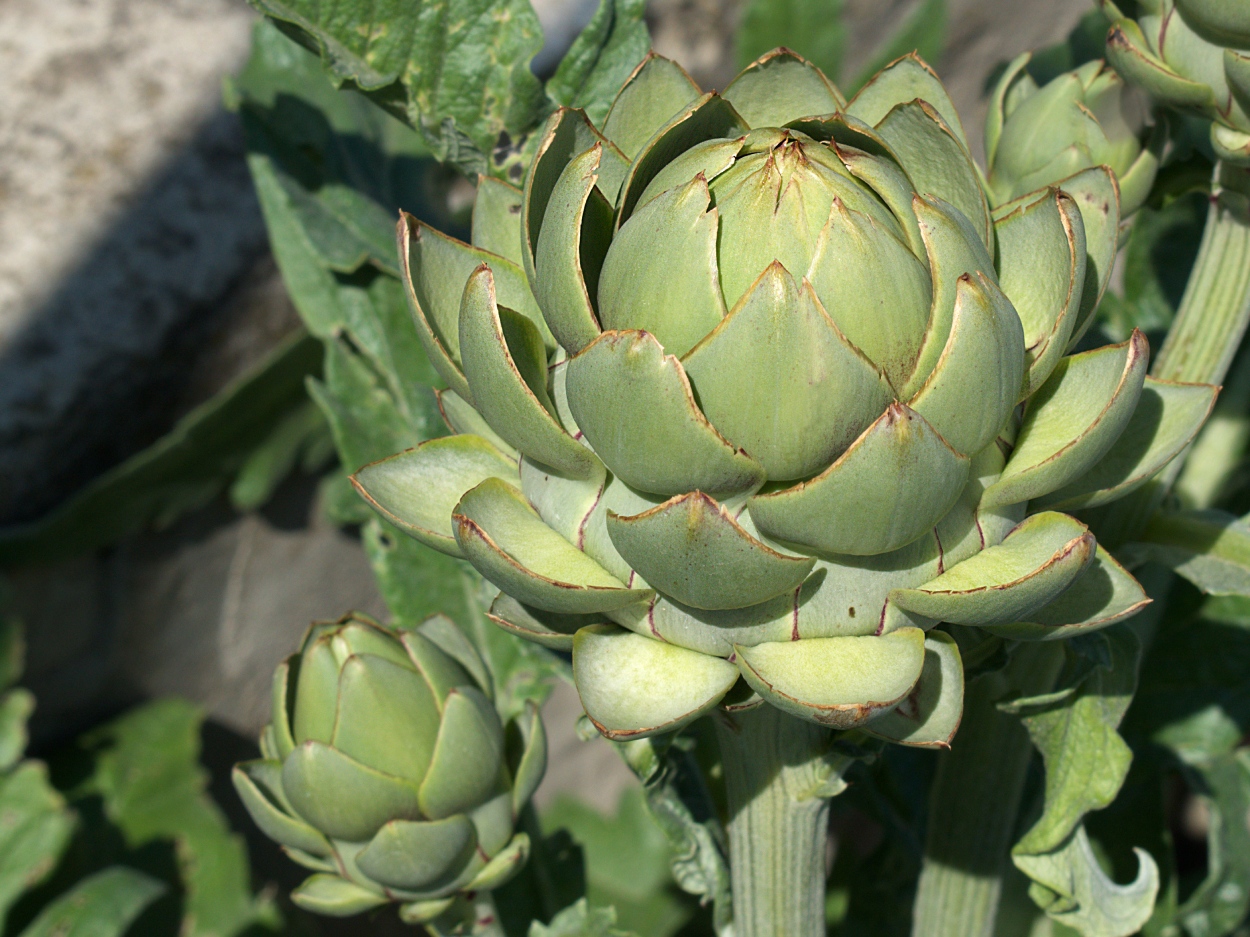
left=986, top=56, right=1161, bottom=214
left=232, top=613, right=545, bottom=922
left=1102, top=0, right=1250, bottom=164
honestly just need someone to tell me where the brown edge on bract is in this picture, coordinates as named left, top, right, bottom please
left=350, top=446, right=460, bottom=553
left=733, top=641, right=916, bottom=730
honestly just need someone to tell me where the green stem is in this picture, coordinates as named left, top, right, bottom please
left=911, top=643, right=1065, bottom=937
left=1097, top=162, right=1250, bottom=543
left=714, top=706, right=835, bottom=937
left=424, top=892, right=506, bottom=937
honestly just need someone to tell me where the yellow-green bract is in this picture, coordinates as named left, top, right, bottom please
left=355, top=48, right=1217, bottom=746
left=232, top=613, right=545, bottom=923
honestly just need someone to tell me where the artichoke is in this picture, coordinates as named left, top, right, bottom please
left=355, top=49, right=1217, bottom=746
left=986, top=55, right=1160, bottom=213
left=1101, top=0, right=1250, bottom=162
left=232, top=613, right=544, bottom=923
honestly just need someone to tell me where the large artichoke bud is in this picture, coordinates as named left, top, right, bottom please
left=1101, top=0, right=1250, bottom=162
left=232, top=613, right=544, bottom=923
left=986, top=55, right=1160, bottom=213
left=356, top=50, right=1217, bottom=746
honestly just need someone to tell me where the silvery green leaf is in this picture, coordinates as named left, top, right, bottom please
left=1014, top=825, right=1158, bottom=937
left=1171, top=750, right=1250, bottom=937
left=528, top=898, right=639, bottom=937
left=546, top=0, right=650, bottom=128
left=245, top=0, right=546, bottom=178
left=1012, top=626, right=1140, bottom=857
left=16, top=867, right=165, bottom=937
left=1125, top=509, right=1250, bottom=596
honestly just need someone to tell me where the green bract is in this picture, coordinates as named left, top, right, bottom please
left=986, top=55, right=1161, bottom=214
left=360, top=49, right=1218, bottom=744
left=232, top=613, right=544, bottom=923
left=1101, top=0, right=1250, bottom=162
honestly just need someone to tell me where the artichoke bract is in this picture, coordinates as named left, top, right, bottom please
left=986, top=55, right=1160, bottom=213
left=357, top=49, right=1217, bottom=745
left=232, top=613, right=544, bottom=923
left=1101, top=0, right=1250, bottom=163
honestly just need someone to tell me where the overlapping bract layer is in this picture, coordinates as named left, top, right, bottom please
left=986, top=55, right=1161, bottom=214
left=1102, top=0, right=1250, bottom=162
left=232, top=614, right=544, bottom=922
left=359, top=49, right=1216, bottom=745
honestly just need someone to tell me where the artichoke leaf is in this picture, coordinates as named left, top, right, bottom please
left=523, top=108, right=630, bottom=288
left=419, top=687, right=505, bottom=820
left=985, top=52, right=1033, bottom=169
left=734, top=628, right=926, bottom=728
left=634, top=135, right=746, bottom=211
left=901, top=195, right=998, bottom=399
left=983, top=331, right=1149, bottom=509
left=607, top=491, right=815, bottom=610
left=232, top=761, right=333, bottom=857
left=1123, top=508, right=1250, bottom=597
left=459, top=265, right=601, bottom=479
left=1034, top=377, right=1218, bottom=511
left=399, top=630, right=475, bottom=705
left=573, top=625, right=740, bottom=739
left=847, top=52, right=970, bottom=153
left=565, top=330, right=766, bottom=497
left=748, top=403, right=971, bottom=557
left=471, top=177, right=525, bottom=267
left=520, top=455, right=606, bottom=546
left=874, top=101, right=993, bottom=254
left=291, top=874, right=387, bottom=917
left=683, top=262, right=893, bottom=480
left=992, top=189, right=1085, bottom=398
left=281, top=741, right=422, bottom=843
left=331, top=655, right=441, bottom=785
left=355, top=816, right=478, bottom=891
left=453, top=477, right=652, bottom=614
left=534, top=144, right=614, bottom=356
left=615, top=92, right=749, bottom=225
left=486, top=592, right=593, bottom=651
left=982, top=546, right=1149, bottom=641
left=510, top=701, right=547, bottom=815
left=1105, top=20, right=1216, bottom=110
left=434, top=389, right=517, bottom=457
left=603, top=53, right=704, bottom=159
left=908, top=272, right=1025, bottom=457
left=598, top=174, right=726, bottom=357
left=415, top=614, right=494, bottom=703
left=1055, top=167, right=1121, bottom=346
left=836, top=146, right=927, bottom=260
left=890, top=512, right=1095, bottom=626
left=271, top=660, right=296, bottom=759
left=465, top=832, right=531, bottom=891
left=399, top=897, right=457, bottom=925
left=722, top=47, right=844, bottom=128
left=351, top=435, right=520, bottom=559
left=862, top=630, right=964, bottom=748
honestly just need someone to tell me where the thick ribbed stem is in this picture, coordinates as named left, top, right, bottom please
left=911, top=644, right=1065, bottom=937
left=715, top=706, right=833, bottom=937
left=1097, top=163, right=1250, bottom=543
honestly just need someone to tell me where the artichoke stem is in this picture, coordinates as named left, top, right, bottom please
left=911, top=643, right=1065, bottom=937
left=1098, top=161, right=1250, bottom=542
left=715, top=705, right=834, bottom=937
left=426, top=892, right=506, bottom=937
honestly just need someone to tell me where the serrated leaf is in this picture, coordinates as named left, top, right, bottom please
left=0, top=330, right=321, bottom=566
left=1014, top=825, right=1158, bottom=937
left=77, top=699, right=271, bottom=937
left=0, top=762, right=75, bottom=929
left=529, top=898, right=639, bottom=937
left=547, top=0, right=650, bottom=128
left=17, top=867, right=165, bottom=937
left=247, top=0, right=547, bottom=177
left=1013, top=626, right=1141, bottom=857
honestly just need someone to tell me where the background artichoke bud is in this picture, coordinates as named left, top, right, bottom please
left=1101, top=0, right=1250, bottom=163
left=232, top=613, right=545, bottom=922
left=354, top=49, right=1217, bottom=750
left=986, top=54, right=1161, bottom=213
